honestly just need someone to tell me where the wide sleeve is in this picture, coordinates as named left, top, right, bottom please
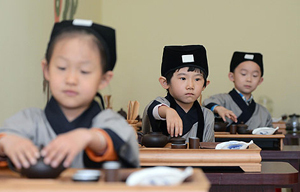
left=0, top=108, right=42, bottom=140
left=202, top=93, right=228, bottom=110
left=264, top=109, right=273, bottom=128
left=142, top=97, right=171, bottom=134
left=91, top=110, right=140, bottom=168
left=202, top=107, right=215, bottom=142
left=85, top=129, right=118, bottom=162
left=142, top=102, right=152, bottom=134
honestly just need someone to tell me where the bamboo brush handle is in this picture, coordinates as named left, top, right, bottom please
left=132, top=101, right=140, bottom=120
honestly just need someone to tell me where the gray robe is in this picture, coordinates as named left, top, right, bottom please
left=0, top=108, right=140, bottom=168
left=142, top=97, right=215, bottom=143
left=203, top=93, right=273, bottom=130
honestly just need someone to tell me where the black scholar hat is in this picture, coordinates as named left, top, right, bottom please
left=161, top=45, right=209, bottom=77
left=230, top=51, right=263, bottom=76
left=46, top=19, right=116, bottom=71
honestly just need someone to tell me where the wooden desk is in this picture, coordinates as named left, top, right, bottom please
left=0, top=167, right=210, bottom=192
left=273, top=121, right=287, bottom=134
left=206, top=162, right=298, bottom=192
left=139, top=146, right=299, bottom=192
left=139, top=143, right=262, bottom=172
left=215, top=132, right=285, bottom=150
left=261, top=145, right=300, bottom=192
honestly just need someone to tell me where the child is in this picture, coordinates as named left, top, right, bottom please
left=142, top=45, right=215, bottom=142
left=0, top=19, right=139, bottom=169
left=203, top=51, right=273, bottom=131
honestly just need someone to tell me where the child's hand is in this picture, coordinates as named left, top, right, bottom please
left=0, top=135, right=39, bottom=169
left=214, top=106, right=238, bottom=123
left=165, top=108, right=183, bottom=137
left=41, top=129, right=93, bottom=168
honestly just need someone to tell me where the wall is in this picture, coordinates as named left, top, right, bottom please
left=0, top=0, right=101, bottom=125
left=1, top=0, right=299, bottom=125
left=100, top=0, right=300, bottom=118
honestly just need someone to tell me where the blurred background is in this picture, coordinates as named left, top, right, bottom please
left=0, top=0, right=299, bottom=125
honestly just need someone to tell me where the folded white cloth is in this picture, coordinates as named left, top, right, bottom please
left=126, top=166, right=193, bottom=186
left=215, top=140, right=253, bottom=150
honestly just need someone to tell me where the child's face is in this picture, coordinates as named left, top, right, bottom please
left=166, top=67, right=206, bottom=107
left=229, top=61, right=264, bottom=97
left=43, top=35, right=111, bottom=116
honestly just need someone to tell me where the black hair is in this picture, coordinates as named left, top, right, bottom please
left=165, top=66, right=207, bottom=87
left=45, top=27, right=108, bottom=73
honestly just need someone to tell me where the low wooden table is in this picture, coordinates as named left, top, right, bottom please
left=261, top=145, right=300, bottom=192
left=215, top=132, right=285, bottom=150
left=140, top=142, right=262, bottom=172
left=139, top=145, right=299, bottom=191
left=0, top=167, right=210, bottom=192
left=206, top=162, right=298, bottom=192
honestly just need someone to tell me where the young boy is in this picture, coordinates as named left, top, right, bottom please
left=203, top=51, right=273, bottom=131
left=0, top=19, right=139, bottom=169
left=142, top=45, right=215, bottom=142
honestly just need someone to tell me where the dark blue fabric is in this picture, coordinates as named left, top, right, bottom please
left=204, top=102, right=218, bottom=111
left=44, top=95, right=128, bottom=168
left=83, top=129, right=129, bottom=168
left=147, top=100, right=169, bottom=135
left=147, top=93, right=204, bottom=141
left=228, top=89, right=256, bottom=126
left=44, top=97, right=101, bottom=135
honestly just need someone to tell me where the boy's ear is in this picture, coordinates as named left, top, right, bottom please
left=228, top=72, right=234, bottom=82
left=201, top=79, right=210, bottom=92
left=258, top=77, right=264, bottom=85
left=159, top=76, right=169, bottom=89
left=205, top=80, right=210, bottom=87
left=41, top=59, right=50, bottom=81
left=98, top=71, right=114, bottom=90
